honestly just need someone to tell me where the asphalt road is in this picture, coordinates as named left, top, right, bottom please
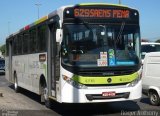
left=0, top=75, right=159, bottom=116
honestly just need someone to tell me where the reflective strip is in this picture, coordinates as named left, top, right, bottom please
left=73, top=73, right=138, bottom=85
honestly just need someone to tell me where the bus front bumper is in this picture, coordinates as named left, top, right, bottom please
left=61, top=80, right=142, bottom=103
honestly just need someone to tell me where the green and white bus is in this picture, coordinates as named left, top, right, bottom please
left=6, top=3, right=142, bottom=107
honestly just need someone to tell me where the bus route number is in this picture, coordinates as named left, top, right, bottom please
left=74, top=8, right=130, bottom=19
left=97, top=59, right=108, bottom=66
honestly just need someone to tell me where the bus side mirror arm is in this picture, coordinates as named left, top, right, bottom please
left=56, top=29, right=63, bottom=42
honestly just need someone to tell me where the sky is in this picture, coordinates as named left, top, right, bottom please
left=0, top=0, right=160, bottom=45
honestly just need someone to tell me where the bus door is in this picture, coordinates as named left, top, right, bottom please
left=48, top=21, right=60, bottom=98
left=8, top=39, right=13, bottom=82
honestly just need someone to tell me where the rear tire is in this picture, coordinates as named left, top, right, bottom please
left=149, top=91, right=160, bottom=106
left=45, top=98, right=52, bottom=108
left=14, top=73, right=20, bottom=93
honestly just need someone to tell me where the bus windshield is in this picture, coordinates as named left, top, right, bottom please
left=62, top=23, right=140, bottom=68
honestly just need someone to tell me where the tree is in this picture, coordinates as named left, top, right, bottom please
left=0, top=44, right=6, bottom=55
left=141, top=39, right=149, bottom=42
left=155, top=39, right=160, bottom=43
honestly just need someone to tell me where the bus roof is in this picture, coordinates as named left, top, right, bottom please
left=6, top=3, right=137, bottom=40
left=77, top=3, right=128, bottom=8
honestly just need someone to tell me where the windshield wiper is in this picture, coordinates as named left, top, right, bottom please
left=82, top=20, right=90, bottom=29
left=116, top=22, right=125, bottom=44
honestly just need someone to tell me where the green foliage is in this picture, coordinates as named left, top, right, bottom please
left=0, top=44, right=6, bottom=55
left=155, top=39, right=160, bottom=43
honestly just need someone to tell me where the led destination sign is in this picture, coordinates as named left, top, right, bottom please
left=74, top=8, right=130, bottom=19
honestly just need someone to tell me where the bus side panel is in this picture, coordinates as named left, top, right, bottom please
left=12, top=53, right=47, bottom=94
left=12, top=55, right=27, bottom=89
left=28, top=53, right=47, bottom=94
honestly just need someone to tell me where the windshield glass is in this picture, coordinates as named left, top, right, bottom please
left=0, top=59, right=5, bottom=66
left=141, top=44, right=160, bottom=59
left=62, top=24, right=140, bottom=68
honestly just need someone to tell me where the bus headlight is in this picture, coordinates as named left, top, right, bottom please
left=63, top=75, right=87, bottom=89
left=128, top=76, right=141, bottom=87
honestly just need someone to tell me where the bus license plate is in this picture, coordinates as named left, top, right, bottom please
left=102, top=92, right=116, bottom=97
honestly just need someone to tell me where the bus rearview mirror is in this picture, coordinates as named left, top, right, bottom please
left=56, top=29, right=63, bottom=42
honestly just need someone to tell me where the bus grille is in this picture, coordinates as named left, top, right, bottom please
left=78, top=70, right=135, bottom=76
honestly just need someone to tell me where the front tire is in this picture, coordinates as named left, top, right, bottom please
left=40, top=84, right=52, bottom=108
left=149, top=91, right=160, bottom=106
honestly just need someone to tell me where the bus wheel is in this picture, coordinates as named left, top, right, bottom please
left=41, top=84, right=52, bottom=108
left=149, top=91, right=160, bottom=106
left=14, top=73, right=20, bottom=93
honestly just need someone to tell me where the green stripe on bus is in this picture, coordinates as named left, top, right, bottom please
left=72, top=73, right=138, bottom=85
left=34, top=16, right=48, bottom=25
left=43, top=64, right=47, bottom=77
left=78, top=3, right=128, bottom=8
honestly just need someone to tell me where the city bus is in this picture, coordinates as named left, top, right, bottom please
left=5, top=3, right=142, bottom=107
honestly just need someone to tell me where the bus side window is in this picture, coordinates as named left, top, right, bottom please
left=38, top=25, right=47, bottom=52
left=17, top=35, right=23, bottom=55
left=6, top=40, right=9, bottom=56
left=23, top=32, right=29, bottom=54
left=29, top=28, right=37, bottom=53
